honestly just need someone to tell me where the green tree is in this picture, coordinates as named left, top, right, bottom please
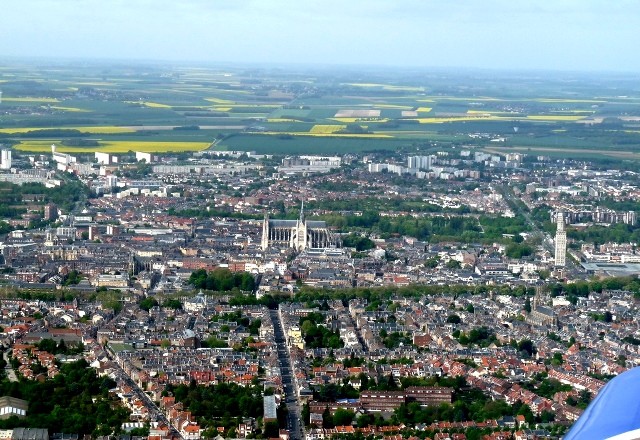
left=189, top=268, right=255, bottom=292
left=446, top=314, right=461, bottom=324
left=333, top=408, right=355, bottom=426
left=163, top=298, right=182, bottom=309
left=0, top=360, right=127, bottom=435
left=301, top=403, right=310, bottom=426
left=62, top=270, right=82, bottom=286
left=139, top=297, right=158, bottom=311
left=356, top=413, right=374, bottom=428
left=446, top=260, right=461, bottom=270
left=550, top=352, right=563, bottom=366
left=322, top=407, right=333, bottom=428
left=342, top=233, right=375, bottom=251
left=425, top=257, right=440, bottom=268
left=517, top=339, right=536, bottom=357
left=604, top=311, right=613, bottom=323
left=263, top=421, right=279, bottom=438
left=505, top=243, right=534, bottom=259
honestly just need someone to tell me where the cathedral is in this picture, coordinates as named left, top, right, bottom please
left=525, top=289, right=559, bottom=328
left=261, top=202, right=339, bottom=251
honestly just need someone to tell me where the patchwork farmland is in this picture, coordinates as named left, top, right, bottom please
left=0, top=63, right=639, bottom=158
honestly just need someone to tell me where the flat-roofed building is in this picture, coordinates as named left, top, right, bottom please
left=404, top=386, right=453, bottom=405
left=11, top=428, right=48, bottom=440
left=263, top=395, right=277, bottom=423
left=359, top=391, right=406, bottom=412
left=0, top=397, right=27, bottom=420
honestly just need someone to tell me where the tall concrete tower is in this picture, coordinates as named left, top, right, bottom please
left=555, top=212, right=567, bottom=267
left=261, top=212, right=269, bottom=251
left=0, top=149, right=11, bottom=170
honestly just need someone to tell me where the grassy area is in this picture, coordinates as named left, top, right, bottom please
left=218, top=133, right=411, bottom=154
left=0, top=126, right=137, bottom=134
left=108, top=342, right=134, bottom=352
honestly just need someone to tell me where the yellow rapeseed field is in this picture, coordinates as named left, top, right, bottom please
left=382, top=85, right=424, bottom=92
left=416, top=107, right=432, bottom=113
left=310, top=125, right=346, bottom=134
left=1, top=97, right=60, bottom=103
left=344, top=83, right=385, bottom=87
left=142, top=102, right=172, bottom=108
left=205, top=98, right=235, bottom=104
left=124, top=101, right=173, bottom=108
left=50, top=106, right=92, bottom=113
left=329, top=118, right=362, bottom=123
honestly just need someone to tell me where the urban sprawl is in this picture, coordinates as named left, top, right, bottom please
left=1, top=144, right=639, bottom=440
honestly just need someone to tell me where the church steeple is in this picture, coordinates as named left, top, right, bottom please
left=299, top=199, right=305, bottom=224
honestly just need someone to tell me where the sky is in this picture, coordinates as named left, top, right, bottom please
left=1, top=0, right=639, bottom=72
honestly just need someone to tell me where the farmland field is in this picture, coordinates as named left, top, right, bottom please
left=309, top=125, right=346, bottom=134
left=0, top=126, right=137, bottom=134
left=0, top=63, right=639, bottom=158
left=14, top=140, right=211, bottom=153
left=218, top=133, right=409, bottom=154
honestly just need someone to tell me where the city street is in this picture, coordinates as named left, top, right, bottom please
left=270, top=309, right=305, bottom=440
left=104, top=345, right=183, bottom=440
left=3, top=350, right=17, bottom=382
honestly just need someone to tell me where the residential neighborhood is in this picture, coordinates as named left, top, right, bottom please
left=1, top=143, right=640, bottom=440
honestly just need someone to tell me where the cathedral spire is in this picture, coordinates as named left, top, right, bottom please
left=299, top=198, right=305, bottom=223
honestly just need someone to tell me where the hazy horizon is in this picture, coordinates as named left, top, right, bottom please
left=2, top=0, right=640, bottom=73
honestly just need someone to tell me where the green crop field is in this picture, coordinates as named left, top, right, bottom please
left=0, top=63, right=640, bottom=157
left=217, top=133, right=409, bottom=154
left=14, top=140, right=211, bottom=153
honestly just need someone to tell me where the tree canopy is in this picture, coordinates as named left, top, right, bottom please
left=189, top=268, right=255, bottom=292
left=0, top=360, right=127, bottom=436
